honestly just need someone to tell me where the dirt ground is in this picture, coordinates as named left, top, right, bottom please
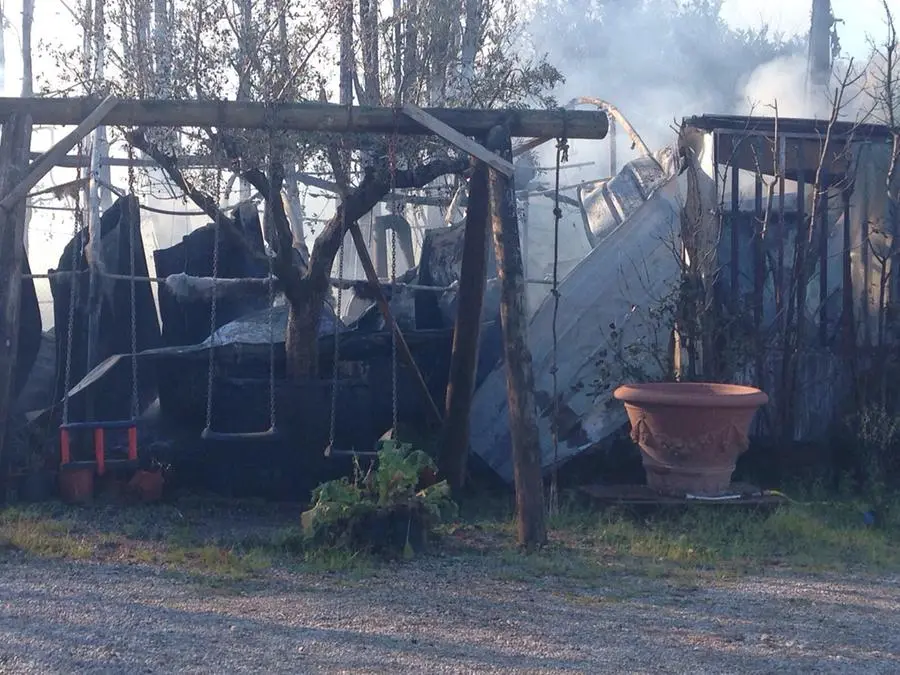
left=2, top=547, right=900, bottom=673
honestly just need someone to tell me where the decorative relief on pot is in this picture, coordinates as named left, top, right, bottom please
left=630, top=417, right=750, bottom=464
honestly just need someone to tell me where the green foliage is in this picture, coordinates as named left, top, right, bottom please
left=302, top=443, right=458, bottom=555
left=842, top=405, right=900, bottom=502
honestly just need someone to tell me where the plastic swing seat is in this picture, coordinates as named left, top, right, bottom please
left=59, top=420, right=139, bottom=475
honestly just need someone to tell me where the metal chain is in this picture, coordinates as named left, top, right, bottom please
left=62, top=142, right=85, bottom=425
left=389, top=110, right=399, bottom=440
left=127, top=141, right=139, bottom=420
left=266, top=127, right=277, bottom=431
left=328, top=227, right=345, bottom=448
left=549, top=126, right=569, bottom=516
left=204, top=162, right=223, bottom=432
left=267, top=245, right=277, bottom=430
left=390, top=223, right=398, bottom=439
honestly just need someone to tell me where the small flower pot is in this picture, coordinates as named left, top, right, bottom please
left=59, top=466, right=95, bottom=504
left=614, top=382, right=768, bottom=497
left=128, top=469, right=164, bottom=502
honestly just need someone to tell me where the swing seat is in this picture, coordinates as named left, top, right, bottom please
left=59, top=420, right=139, bottom=476
left=200, top=425, right=280, bottom=442
left=323, top=442, right=379, bottom=458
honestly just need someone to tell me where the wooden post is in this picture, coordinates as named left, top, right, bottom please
left=0, top=112, right=34, bottom=472
left=439, top=156, right=490, bottom=491
left=487, top=124, right=546, bottom=549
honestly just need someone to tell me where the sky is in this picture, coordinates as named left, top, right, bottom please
left=721, top=0, right=896, bottom=60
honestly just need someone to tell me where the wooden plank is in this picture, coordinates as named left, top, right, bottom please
left=0, top=112, right=34, bottom=476
left=0, top=97, right=609, bottom=139
left=345, top=221, right=444, bottom=425
left=0, top=95, right=118, bottom=211
left=439, top=155, right=491, bottom=491
left=487, top=124, right=546, bottom=550
left=401, top=103, right=515, bottom=176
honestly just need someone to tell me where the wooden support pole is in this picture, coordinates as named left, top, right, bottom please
left=0, top=112, right=34, bottom=472
left=0, top=97, right=609, bottom=140
left=439, top=155, right=491, bottom=491
left=488, top=124, right=546, bottom=550
left=0, top=95, right=117, bottom=212
left=346, top=221, right=444, bottom=425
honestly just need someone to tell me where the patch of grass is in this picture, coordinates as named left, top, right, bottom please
left=6, top=489, right=899, bottom=590
left=546, top=498, right=900, bottom=573
left=0, top=508, right=94, bottom=560
left=452, top=491, right=900, bottom=584
left=0, top=501, right=286, bottom=581
left=291, top=547, right=374, bottom=577
left=0, top=499, right=380, bottom=584
left=160, top=543, right=272, bottom=578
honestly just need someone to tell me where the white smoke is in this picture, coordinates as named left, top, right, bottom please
left=738, top=54, right=824, bottom=118
left=525, top=1, right=809, bottom=171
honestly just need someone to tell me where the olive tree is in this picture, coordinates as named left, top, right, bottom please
left=47, top=0, right=562, bottom=378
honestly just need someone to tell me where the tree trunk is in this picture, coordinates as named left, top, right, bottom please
left=21, top=0, right=34, bottom=251
left=339, top=0, right=354, bottom=106
left=460, top=0, right=480, bottom=89
left=285, top=283, right=326, bottom=379
left=285, top=157, right=468, bottom=380
left=401, top=0, right=418, bottom=102
left=21, top=0, right=33, bottom=96
left=359, top=0, right=380, bottom=105
left=487, top=124, right=546, bottom=550
left=0, top=0, right=6, bottom=94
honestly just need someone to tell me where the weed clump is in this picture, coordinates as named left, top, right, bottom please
left=301, top=442, right=458, bottom=558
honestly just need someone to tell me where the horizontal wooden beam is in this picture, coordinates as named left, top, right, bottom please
left=0, top=97, right=609, bottom=139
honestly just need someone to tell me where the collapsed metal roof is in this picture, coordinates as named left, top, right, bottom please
left=683, top=114, right=894, bottom=141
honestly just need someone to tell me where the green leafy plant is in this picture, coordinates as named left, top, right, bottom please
left=301, top=443, right=458, bottom=556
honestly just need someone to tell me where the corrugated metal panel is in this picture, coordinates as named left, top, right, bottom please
left=469, top=162, right=683, bottom=483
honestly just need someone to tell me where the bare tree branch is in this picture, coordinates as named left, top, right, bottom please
left=125, top=128, right=268, bottom=265
left=308, top=155, right=468, bottom=288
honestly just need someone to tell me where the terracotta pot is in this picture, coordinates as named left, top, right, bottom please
left=59, top=466, right=95, bottom=504
left=128, top=469, right=164, bottom=502
left=613, top=382, right=768, bottom=497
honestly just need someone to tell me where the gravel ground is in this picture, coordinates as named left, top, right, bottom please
left=2, top=553, right=899, bottom=674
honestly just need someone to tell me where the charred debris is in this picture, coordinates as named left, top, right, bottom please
left=4, top=101, right=900, bottom=500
